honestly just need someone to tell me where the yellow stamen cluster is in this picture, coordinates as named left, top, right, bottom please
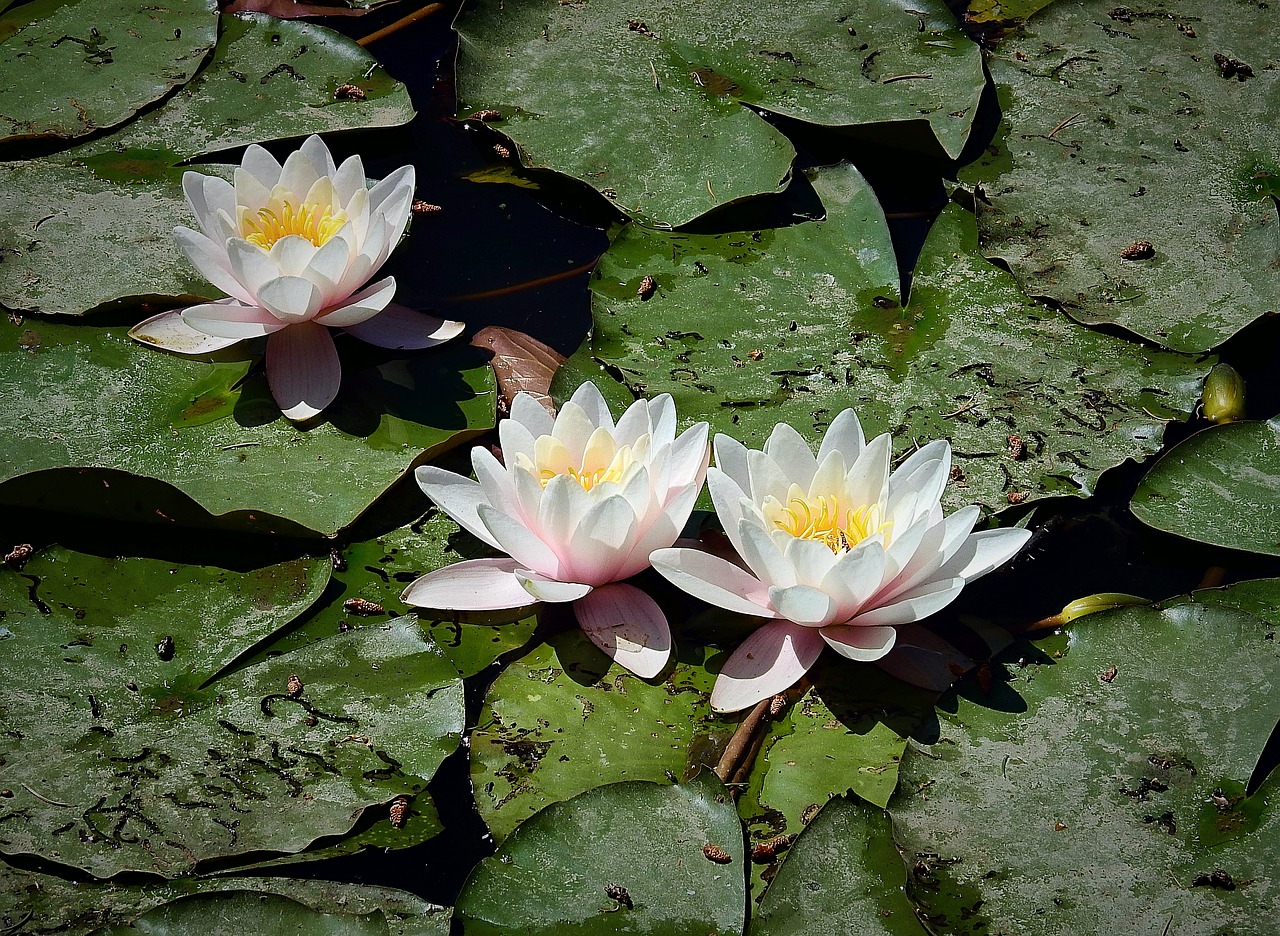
left=771, top=494, right=891, bottom=553
left=242, top=201, right=347, bottom=250
left=537, top=445, right=636, bottom=491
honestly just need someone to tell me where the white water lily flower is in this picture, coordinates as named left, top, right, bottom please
left=401, top=382, right=710, bottom=679
left=650, top=411, right=1031, bottom=712
left=129, top=135, right=461, bottom=420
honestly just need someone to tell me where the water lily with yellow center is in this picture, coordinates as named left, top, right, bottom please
left=650, top=410, right=1031, bottom=712
left=129, top=135, right=461, bottom=421
left=401, top=382, right=710, bottom=678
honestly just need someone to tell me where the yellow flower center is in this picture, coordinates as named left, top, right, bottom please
left=514, top=429, right=645, bottom=493
left=769, top=493, right=891, bottom=554
left=537, top=445, right=636, bottom=491
left=241, top=200, right=348, bottom=250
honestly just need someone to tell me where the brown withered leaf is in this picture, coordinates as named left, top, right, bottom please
left=471, top=326, right=566, bottom=416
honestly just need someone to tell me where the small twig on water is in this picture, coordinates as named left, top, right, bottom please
left=356, top=2, right=446, bottom=47
left=1046, top=112, right=1083, bottom=140
left=21, top=784, right=75, bottom=807
left=882, top=73, right=933, bottom=84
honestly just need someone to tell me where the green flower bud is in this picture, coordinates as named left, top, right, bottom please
left=1058, top=593, right=1147, bottom=624
left=1202, top=364, right=1246, bottom=424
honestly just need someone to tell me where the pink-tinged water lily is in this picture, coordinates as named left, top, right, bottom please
left=129, top=135, right=461, bottom=420
left=650, top=411, right=1031, bottom=712
left=401, top=382, right=710, bottom=678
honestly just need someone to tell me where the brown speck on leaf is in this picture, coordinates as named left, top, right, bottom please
left=604, top=882, right=633, bottom=909
left=702, top=844, right=732, bottom=864
left=286, top=674, right=304, bottom=697
left=469, top=109, right=502, bottom=121
left=156, top=635, right=176, bottom=661
left=948, top=465, right=967, bottom=487
left=493, top=144, right=511, bottom=159
left=638, top=275, right=657, bottom=300
left=748, top=349, right=765, bottom=361
left=1054, top=821, right=1068, bottom=831
left=344, top=597, right=384, bottom=616
left=1178, top=23, right=1196, bottom=37
left=1006, top=490, right=1030, bottom=504
left=602, top=187, right=618, bottom=198
left=334, top=83, right=366, bottom=101
left=751, top=833, right=796, bottom=862
left=769, top=694, right=786, bottom=717
left=7, top=311, right=22, bottom=326
left=801, top=803, right=821, bottom=825
left=1213, top=52, right=1253, bottom=80
left=1120, top=240, right=1155, bottom=260
left=411, top=200, right=442, bottom=215
left=389, top=795, right=410, bottom=828
left=1192, top=869, right=1235, bottom=890
left=3, top=543, right=33, bottom=568
left=1007, top=435, right=1025, bottom=460
left=1100, top=665, right=1118, bottom=684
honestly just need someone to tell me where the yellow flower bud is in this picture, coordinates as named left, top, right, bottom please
left=1059, top=593, right=1147, bottom=624
left=1202, top=364, right=1246, bottom=424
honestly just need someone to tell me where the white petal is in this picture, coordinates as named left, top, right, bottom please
left=301, top=232, right=355, bottom=293
left=333, top=154, right=366, bottom=207
left=808, top=449, right=847, bottom=499
left=713, top=433, right=751, bottom=492
left=767, top=583, right=837, bottom=626
left=821, top=624, right=897, bottom=661
left=265, top=322, right=341, bottom=421
left=241, top=144, right=282, bottom=189
left=343, top=304, right=463, bottom=350
left=950, top=527, right=1032, bottom=582
left=538, top=473, right=591, bottom=553
left=649, top=547, right=778, bottom=618
left=574, top=584, right=671, bottom=679
left=226, top=238, right=280, bottom=297
left=514, top=569, right=592, bottom=603
left=182, top=301, right=288, bottom=339
left=667, top=422, right=711, bottom=491
left=736, top=518, right=795, bottom=587
left=854, top=576, right=965, bottom=627
left=368, top=164, right=415, bottom=214
left=611, top=481, right=698, bottom=580
left=647, top=394, right=677, bottom=446
left=613, top=395, right=652, bottom=447
left=550, top=401, right=597, bottom=463
left=564, top=495, right=638, bottom=585
left=510, top=391, right=555, bottom=438
left=268, top=234, right=319, bottom=278
left=706, top=467, right=752, bottom=562
left=783, top=535, right=840, bottom=586
left=498, top=417, right=539, bottom=468
left=314, top=276, right=396, bottom=327
left=819, top=540, right=886, bottom=621
left=709, top=621, right=825, bottom=713
left=816, top=409, right=865, bottom=465
left=746, top=449, right=790, bottom=504
left=233, top=165, right=273, bottom=215
left=843, top=432, right=892, bottom=511
left=764, top=421, right=818, bottom=489
left=258, top=276, right=325, bottom=322
left=567, top=381, right=615, bottom=431
left=128, top=307, right=243, bottom=354
left=415, top=465, right=501, bottom=551
left=478, top=504, right=563, bottom=579
left=400, top=557, right=536, bottom=611
left=174, top=227, right=254, bottom=304
left=299, top=134, right=338, bottom=179
left=888, top=439, right=950, bottom=523
left=278, top=144, right=325, bottom=199
left=471, top=445, right=520, bottom=518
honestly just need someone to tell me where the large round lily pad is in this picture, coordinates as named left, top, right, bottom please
left=455, top=0, right=985, bottom=227
left=0, top=544, right=464, bottom=877
left=889, top=579, right=1280, bottom=933
left=1131, top=418, right=1280, bottom=556
left=0, top=318, right=494, bottom=536
left=456, top=773, right=746, bottom=936
left=0, top=0, right=217, bottom=147
left=579, top=162, right=1206, bottom=512
left=0, top=12, right=415, bottom=316
left=958, top=0, right=1280, bottom=352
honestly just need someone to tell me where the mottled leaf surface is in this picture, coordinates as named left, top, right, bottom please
left=0, top=13, right=414, bottom=315
left=0, top=0, right=217, bottom=146
left=0, top=319, right=494, bottom=536
left=959, top=0, right=1280, bottom=352
left=455, top=0, right=984, bottom=226
left=457, top=773, right=746, bottom=936
left=582, top=163, right=1206, bottom=512
left=890, top=580, right=1280, bottom=934
left=1131, top=418, right=1280, bottom=556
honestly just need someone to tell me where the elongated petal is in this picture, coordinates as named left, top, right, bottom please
left=368, top=164, right=415, bottom=215
left=299, top=134, right=338, bottom=179
left=333, top=153, right=366, bottom=207
left=538, top=472, right=591, bottom=555
left=225, top=238, right=283, bottom=299
left=567, top=380, right=614, bottom=431
left=268, top=234, right=319, bottom=278
left=706, top=466, right=751, bottom=560
left=747, top=449, right=790, bottom=504
left=471, top=445, right=519, bottom=517
left=241, top=143, right=282, bottom=188
left=843, top=432, right=892, bottom=510
left=767, top=583, right=837, bottom=626
left=400, top=557, right=533, bottom=611
left=713, top=433, right=751, bottom=492
left=854, top=576, right=965, bottom=627
left=515, top=569, right=592, bottom=603
left=648, top=394, right=677, bottom=447
left=808, top=449, right=847, bottom=500
left=278, top=144, right=325, bottom=200
left=343, top=304, right=463, bottom=350
left=613, top=395, right=652, bottom=448
left=820, top=540, right=886, bottom=620
left=314, top=276, right=396, bottom=327
left=233, top=165, right=273, bottom=216
left=258, top=275, right=325, bottom=322
left=821, top=624, right=897, bottom=661
left=816, top=408, right=865, bottom=465
left=479, top=504, right=562, bottom=579
left=265, top=322, right=341, bottom=421
left=574, top=583, right=671, bottom=679
left=550, top=401, right=596, bottom=463
left=565, top=495, right=637, bottom=585
left=129, top=307, right=243, bottom=354
left=174, top=227, right=255, bottom=305
left=765, top=421, right=818, bottom=489
left=667, top=422, right=711, bottom=490
left=414, top=466, right=501, bottom=550
left=887, top=439, right=950, bottom=525
left=710, top=621, right=825, bottom=713
left=949, top=527, right=1032, bottom=583
left=649, top=547, right=778, bottom=618
left=183, top=301, right=288, bottom=339
left=299, top=231, right=355, bottom=294
left=737, top=519, right=795, bottom=588
left=510, top=391, right=555, bottom=438
left=783, top=535, right=840, bottom=586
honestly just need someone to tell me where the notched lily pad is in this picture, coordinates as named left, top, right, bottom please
left=0, top=0, right=218, bottom=147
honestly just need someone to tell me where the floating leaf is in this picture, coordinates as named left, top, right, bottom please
left=1130, top=418, right=1280, bottom=556
left=0, top=12, right=414, bottom=315
left=0, top=0, right=218, bottom=147
left=0, top=544, right=464, bottom=877
left=958, top=0, right=1280, bottom=352
left=456, top=773, right=746, bottom=936
left=890, top=580, right=1280, bottom=933
left=455, top=0, right=985, bottom=226
left=579, top=163, right=1206, bottom=512
left=0, top=318, right=494, bottom=536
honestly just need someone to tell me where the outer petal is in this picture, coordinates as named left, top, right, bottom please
left=298, top=134, right=338, bottom=178
left=854, top=576, right=965, bottom=627
left=129, top=307, right=244, bottom=354
left=566, top=380, right=615, bottom=431
left=478, top=504, right=563, bottom=579
left=414, top=465, right=501, bottom=550
left=767, top=583, right=837, bottom=627
left=666, top=422, right=711, bottom=491
left=706, top=467, right=751, bottom=561
left=573, top=583, right=671, bottom=679
left=843, top=432, right=892, bottom=511
left=314, top=276, right=396, bottom=327
left=709, top=620, right=825, bottom=713
left=820, top=540, right=886, bottom=622
left=258, top=276, right=325, bottom=323
left=564, top=495, right=638, bottom=585
left=264, top=322, right=341, bottom=421
left=820, top=623, right=897, bottom=661
left=510, top=391, right=555, bottom=438
left=713, top=433, right=751, bottom=493
left=173, top=226, right=254, bottom=304
left=816, top=408, right=865, bottom=465
left=948, top=527, right=1032, bottom=583
left=343, top=303, right=464, bottom=350
left=649, top=547, right=779, bottom=618
left=241, top=143, right=282, bottom=188
left=182, top=301, right=288, bottom=339
left=737, top=519, right=795, bottom=588
left=400, top=557, right=534, bottom=611
left=764, top=421, right=818, bottom=490
left=514, top=569, right=592, bottom=603
left=333, top=153, right=366, bottom=207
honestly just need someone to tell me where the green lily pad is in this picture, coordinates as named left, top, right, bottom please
left=0, top=13, right=414, bottom=315
left=456, top=772, right=746, bottom=936
left=455, top=0, right=985, bottom=227
left=889, top=579, right=1280, bottom=933
left=958, top=0, right=1280, bottom=352
left=579, top=162, right=1206, bottom=512
left=0, top=545, right=464, bottom=878
left=0, top=0, right=217, bottom=147
left=0, top=864, right=450, bottom=936
left=750, top=795, right=924, bottom=936
left=471, top=623, right=928, bottom=850
left=0, top=318, right=495, bottom=536
left=1130, top=418, right=1280, bottom=556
